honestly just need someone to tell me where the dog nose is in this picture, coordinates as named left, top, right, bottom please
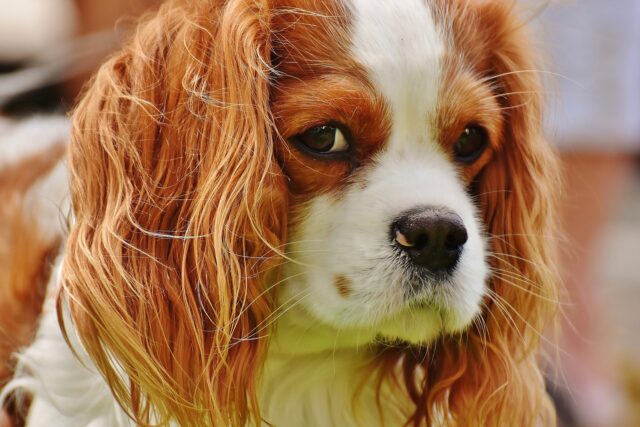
left=392, top=208, right=468, bottom=273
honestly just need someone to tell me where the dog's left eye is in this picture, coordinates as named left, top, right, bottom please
left=294, top=125, right=350, bottom=155
left=454, top=126, right=488, bottom=164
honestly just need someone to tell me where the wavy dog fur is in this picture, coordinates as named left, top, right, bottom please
left=53, top=0, right=559, bottom=426
left=64, top=1, right=286, bottom=425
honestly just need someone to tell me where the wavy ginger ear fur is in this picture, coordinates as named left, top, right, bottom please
left=378, top=2, right=561, bottom=426
left=62, top=0, right=286, bottom=425
left=454, top=3, right=560, bottom=425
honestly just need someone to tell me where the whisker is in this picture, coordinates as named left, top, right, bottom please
left=490, top=267, right=548, bottom=291
left=486, top=289, right=566, bottom=355
left=490, top=233, right=562, bottom=239
left=487, top=251, right=554, bottom=274
left=491, top=272, right=563, bottom=305
left=479, top=69, right=583, bottom=87
left=226, top=271, right=308, bottom=330
left=485, top=289, right=525, bottom=343
left=243, top=288, right=314, bottom=338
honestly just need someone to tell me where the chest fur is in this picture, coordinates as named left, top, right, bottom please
left=260, top=351, right=410, bottom=427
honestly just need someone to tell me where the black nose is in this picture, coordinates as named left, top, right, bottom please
left=392, top=208, right=468, bottom=274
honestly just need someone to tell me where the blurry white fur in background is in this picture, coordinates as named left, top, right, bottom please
left=0, top=0, right=78, bottom=63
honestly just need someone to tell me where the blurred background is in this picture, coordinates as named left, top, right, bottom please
left=0, top=1, right=638, bottom=426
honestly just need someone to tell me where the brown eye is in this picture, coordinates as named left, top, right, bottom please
left=294, top=125, right=350, bottom=155
left=454, top=126, right=487, bottom=164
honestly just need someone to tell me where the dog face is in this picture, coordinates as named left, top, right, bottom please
left=273, top=0, right=497, bottom=345
left=64, top=0, right=559, bottom=425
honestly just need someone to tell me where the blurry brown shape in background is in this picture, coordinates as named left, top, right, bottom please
left=0, top=142, right=66, bottom=384
left=0, top=0, right=160, bottom=114
left=66, top=0, right=160, bottom=100
left=555, top=152, right=636, bottom=426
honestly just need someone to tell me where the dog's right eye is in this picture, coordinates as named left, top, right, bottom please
left=453, top=125, right=488, bottom=164
left=293, top=125, right=350, bottom=155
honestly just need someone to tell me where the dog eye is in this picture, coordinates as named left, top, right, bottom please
left=453, top=126, right=488, bottom=164
left=295, top=125, right=350, bottom=154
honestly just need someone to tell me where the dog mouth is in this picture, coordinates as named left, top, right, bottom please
left=371, top=283, right=483, bottom=345
left=392, top=249, right=461, bottom=298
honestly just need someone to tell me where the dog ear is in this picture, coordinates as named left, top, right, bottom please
left=468, top=1, right=560, bottom=424
left=64, top=1, right=287, bottom=425
left=479, top=0, right=560, bottom=349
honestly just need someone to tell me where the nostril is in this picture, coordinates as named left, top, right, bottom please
left=395, top=229, right=415, bottom=248
left=394, top=225, right=431, bottom=251
left=444, top=227, right=468, bottom=251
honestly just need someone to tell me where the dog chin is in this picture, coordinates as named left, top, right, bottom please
left=376, top=308, right=443, bottom=345
left=376, top=303, right=479, bottom=346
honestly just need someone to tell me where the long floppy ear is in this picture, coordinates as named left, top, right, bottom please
left=63, top=1, right=286, bottom=425
left=395, top=2, right=560, bottom=426
left=457, top=2, right=560, bottom=424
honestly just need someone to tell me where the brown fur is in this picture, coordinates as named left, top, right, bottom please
left=60, top=0, right=559, bottom=426
left=0, top=143, right=65, bottom=386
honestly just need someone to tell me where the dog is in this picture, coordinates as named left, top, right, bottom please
left=0, top=117, right=68, bottom=383
left=1, top=0, right=560, bottom=425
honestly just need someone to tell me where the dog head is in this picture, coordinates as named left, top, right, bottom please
left=64, top=0, right=559, bottom=425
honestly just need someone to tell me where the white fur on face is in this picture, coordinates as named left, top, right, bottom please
left=279, top=0, right=488, bottom=347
